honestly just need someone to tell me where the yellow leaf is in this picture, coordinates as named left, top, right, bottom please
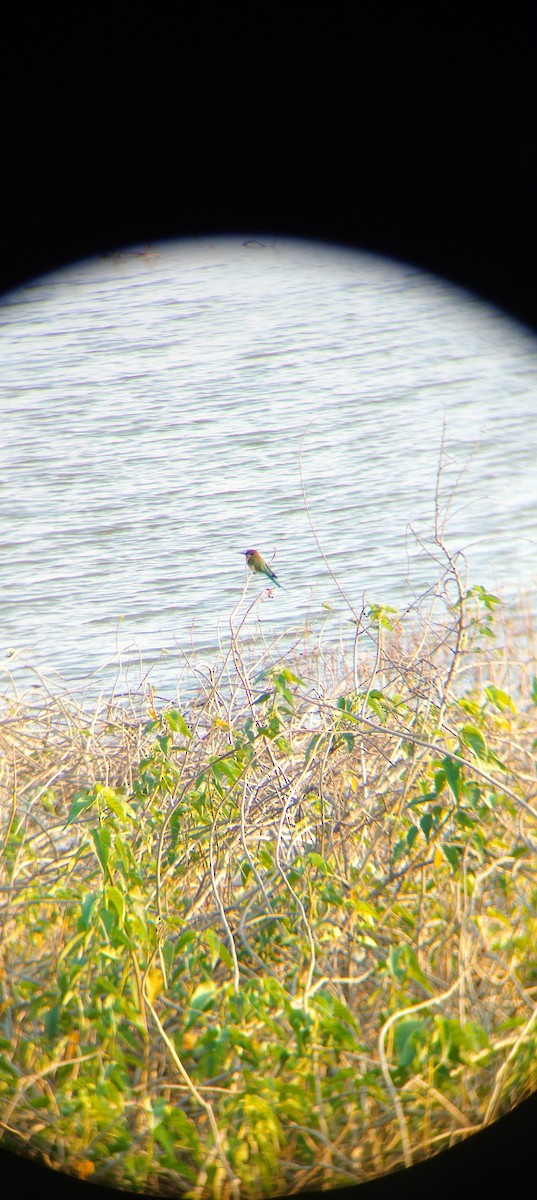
left=146, top=968, right=164, bottom=1005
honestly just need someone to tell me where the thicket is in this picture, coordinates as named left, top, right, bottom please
left=1, top=541, right=537, bottom=1197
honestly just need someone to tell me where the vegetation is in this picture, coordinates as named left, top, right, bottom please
left=1, top=547, right=537, bottom=1197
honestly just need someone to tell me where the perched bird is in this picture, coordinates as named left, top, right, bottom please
left=242, top=548, right=282, bottom=588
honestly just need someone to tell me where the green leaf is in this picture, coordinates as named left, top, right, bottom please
left=461, top=724, right=488, bottom=761
left=458, top=697, right=481, bottom=718
left=64, top=790, right=97, bottom=827
left=463, top=584, right=500, bottom=611
left=184, top=981, right=218, bottom=1030
left=392, top=838, right=406, bottom=863
left=114, top=834, right=133, bottom=876
left=305, top=851, right=333, bottom=875
left=163, top=1104, right=200, bottom=1149
left=405, top=949, right=431, bottom=991
left=366, top=691, right=388, bottom=722
left=443, top=756, right=461, bottom=800
left=407, top=793, right=438, bottom=807
left=531, top=676, right=537, bottom=705
left=433, top=1015, right=490, bottom=1064
left=103, top=790, right=137, bottom=823
left=406, top=824, right=419, bottom=849
left=273, top=672, right=295, bottom=702
left=211, top=757, right=241, bottom=783
left=395, top=1018, right=426, bottom=1068
left=280, top=667, right=304, bottom=686
left=368, top=604, right=397, bottom=630
left=79, top=891, right=99, bottom=931
left=156, top=733, right=172, bottom=756
left=441, top=843, right=461, bottom=871
left=143, top=718, right=160, bottom=734
left=484, top=685, right=516, bottom=714
left=420, top=812, right=434, bottom=840
left=454, top=809, right=476, bottom=831
left=434, top=768, right=446, bottom=794
left=386, top=945, right=408, bottom=983
left=175, top=930, right=198, bottom=953
left=480, top=589, right=500, bottom=610
left=464, top=781, right=481, bottom=809
left=106, top=885, right=126, bottom=927
left=165, top=709, right=192, bottom=737
left=204, top=929, right=233, bottom=970
left=44, top=1005, right=60, bottom=1041
left=289, top=1005, right=314, bottom=1051
left=348, top=897, right=377, bottom=926
left=314, top=989, right=360, bottom=1034
left=90, top=825, right=112, bottom=873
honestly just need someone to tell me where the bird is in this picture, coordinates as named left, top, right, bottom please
left=242, top=548, right=282, bottom=588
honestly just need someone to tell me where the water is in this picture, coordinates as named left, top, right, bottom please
left=1, top=236, right=536, bottom=699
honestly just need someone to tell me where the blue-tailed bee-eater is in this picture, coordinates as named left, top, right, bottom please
left=242, top=548, right=282, bottom=588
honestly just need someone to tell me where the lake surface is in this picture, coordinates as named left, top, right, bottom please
left=1, top=236, right=536, bottom=700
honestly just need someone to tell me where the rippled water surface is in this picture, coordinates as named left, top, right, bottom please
left=1, top=237, right=536, bottom=697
